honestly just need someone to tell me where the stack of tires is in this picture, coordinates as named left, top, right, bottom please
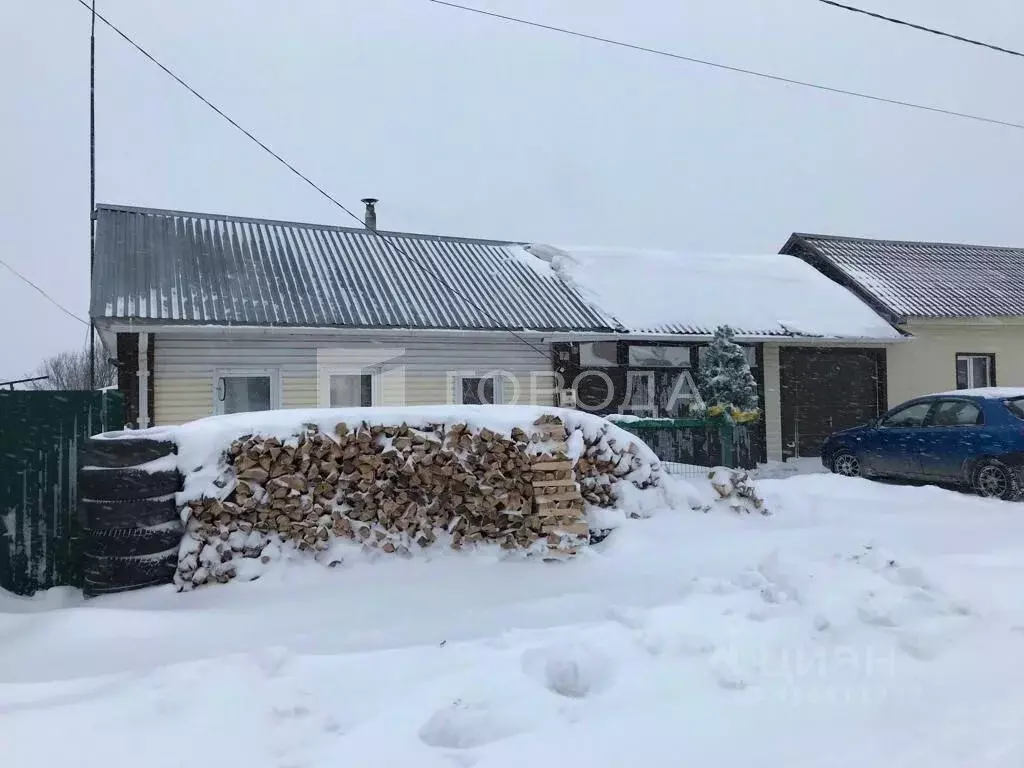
left=78, top=436, right=183, bottom=597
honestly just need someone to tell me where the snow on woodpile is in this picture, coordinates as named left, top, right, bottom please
left=104, top=406, right=666, bottom=590
left=519, top=244, right=901, bottom=340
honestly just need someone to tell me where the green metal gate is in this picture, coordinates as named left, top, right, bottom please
left=0, top=391, right=124, bottom=595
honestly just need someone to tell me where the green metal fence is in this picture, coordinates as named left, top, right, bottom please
left=0, top=391, right=124, bottom=595
left=613, top=416, right=760, bottom=474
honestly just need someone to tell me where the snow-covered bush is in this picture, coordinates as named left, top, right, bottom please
left=702, top=467, right=770, bottom=516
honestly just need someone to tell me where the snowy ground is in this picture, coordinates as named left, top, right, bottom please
left=3, top=474, right=1024, bottom=767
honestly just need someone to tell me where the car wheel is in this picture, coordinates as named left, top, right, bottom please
left=972, top=460, right=1020, bottom=501
left=831, top=450, right=861, bottom=477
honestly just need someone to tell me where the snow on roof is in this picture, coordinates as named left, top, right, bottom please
left=521, top=245, right=902, bottom=340
left=928, top=387, right=1024, bottom=399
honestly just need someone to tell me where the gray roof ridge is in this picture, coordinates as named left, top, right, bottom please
left=791, top=231, right=1024, bottom=253
left=94, top=203, right=525, bottom=247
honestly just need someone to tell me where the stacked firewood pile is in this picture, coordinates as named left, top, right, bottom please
left=530, top=415, right=587, bottom=557
left=174, top=414, right=659, bottom=589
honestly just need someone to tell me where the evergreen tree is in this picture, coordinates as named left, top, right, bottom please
left=697, top=326, right=759, bottom=412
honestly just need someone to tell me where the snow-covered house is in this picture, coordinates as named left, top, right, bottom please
left=525, top=245, right=903, bottom=461
left=782, top=233, right=1024, bottom=409
left=91, top=204, right=901, bottom=463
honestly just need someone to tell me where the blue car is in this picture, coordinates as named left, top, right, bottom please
left=820, top=388, right=1024, bottom=500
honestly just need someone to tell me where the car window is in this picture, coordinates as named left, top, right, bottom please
left=1005, top=397, right=1024, bottom=420
left=880, top=402, right=932, bottom=428
left=929, top=400, right=983, bottom=427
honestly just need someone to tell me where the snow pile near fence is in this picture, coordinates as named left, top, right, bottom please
left=99, top=406, right=681, bottom=590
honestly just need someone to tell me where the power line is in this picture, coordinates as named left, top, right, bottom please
left=428, top=0, right=1024, bottom=132
left=817, top=0, right=1024, bottom=59
left=72, top=0, right=560, bottom=366
left=0, top=257, right=89, bottom=326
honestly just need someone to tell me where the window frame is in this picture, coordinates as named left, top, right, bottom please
left=579, top=341, right=619, bottom=368
left=318, top=366, right=380, bottom=408
left=924, top=398, right=984, bottom=428
left=454, top=374, right=503, bottom=405
left=213, top=367, right=282, bottom=415
left=955, top=352, right=996, bottom=390
left=626, top=344, right=692, bottom=368
left=879, top=400, right=934, bottom=429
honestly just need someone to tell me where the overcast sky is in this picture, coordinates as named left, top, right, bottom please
left=2, top=0, right=1022, bottom=381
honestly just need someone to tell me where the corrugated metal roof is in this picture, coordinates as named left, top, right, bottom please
left=92, top=205, right=614, bottom=332
left=785, top=233, right=1024, bottom=320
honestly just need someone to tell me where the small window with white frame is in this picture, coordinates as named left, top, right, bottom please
left=214, top=368, right=281, bottom=415
left=322, top=371, right=376, bottom=408
left=955, top=353, right=995, bottom=390
left=455, top=374, right=501, bottom=405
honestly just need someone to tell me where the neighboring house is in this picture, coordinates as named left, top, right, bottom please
left=782, top=233, right=1024, bottom=410
left=91, top=204, right=902, bottom=463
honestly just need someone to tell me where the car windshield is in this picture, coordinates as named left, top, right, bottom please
left=1005, top=397, right=1024, bottom=420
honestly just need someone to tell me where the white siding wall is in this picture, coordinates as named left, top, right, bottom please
left=887, top=321, right=1024, bottom=406
left=153, top=331, right=555, bottom=426
left=761, top=344, right=783, bottom=462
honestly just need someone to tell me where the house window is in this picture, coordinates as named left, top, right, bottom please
left=955, top=354, right=995, bottom=390
left=214, top=369, right=280, bottom=415
left=579, top=342, right=617, bottom=367
left=457, top=375, right=500, bottom=405
left=627, top=345, right=690, bottom=368
left=327, top=373, right=374, bottom=407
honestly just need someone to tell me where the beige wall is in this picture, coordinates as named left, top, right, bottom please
left=151, top=330, right=556, bottom=426
left=886, top=319, right=1024, bottom=406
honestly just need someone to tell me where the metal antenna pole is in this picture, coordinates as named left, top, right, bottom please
left=88, top=0, right=97, bottom=390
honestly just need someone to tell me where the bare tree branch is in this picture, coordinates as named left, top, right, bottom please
left=28, top=345, right=117, bottom=391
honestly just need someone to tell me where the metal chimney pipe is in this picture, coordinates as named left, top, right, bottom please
left=361, top=198, right=378, bottom=231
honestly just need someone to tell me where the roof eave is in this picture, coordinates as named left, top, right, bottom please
left=780, top=233, right=905, bottom=327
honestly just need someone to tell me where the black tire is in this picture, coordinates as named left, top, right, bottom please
left=80, top=437, right=177, bottom=469
left=80, top=498, right=180, bottom=531
left=83, top=525, right=184, bottom=558
left=830, top=450, right=861, bottom=478
left=82, top=550, right=177, bottom=596
left=972, top=460, right=1020, bottom=501
left=79, top=467, right=181, bottom=501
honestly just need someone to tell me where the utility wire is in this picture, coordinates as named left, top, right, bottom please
left=817, top=0, right=1024, bottom=59
left=428, top=0, right=1024, bottom=132
left=0, top=257, right=89, bottom=326
left=73, top=0, right=562, bottom=365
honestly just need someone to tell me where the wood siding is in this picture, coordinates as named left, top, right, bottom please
left=152, top=331, right=555, bottom=425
